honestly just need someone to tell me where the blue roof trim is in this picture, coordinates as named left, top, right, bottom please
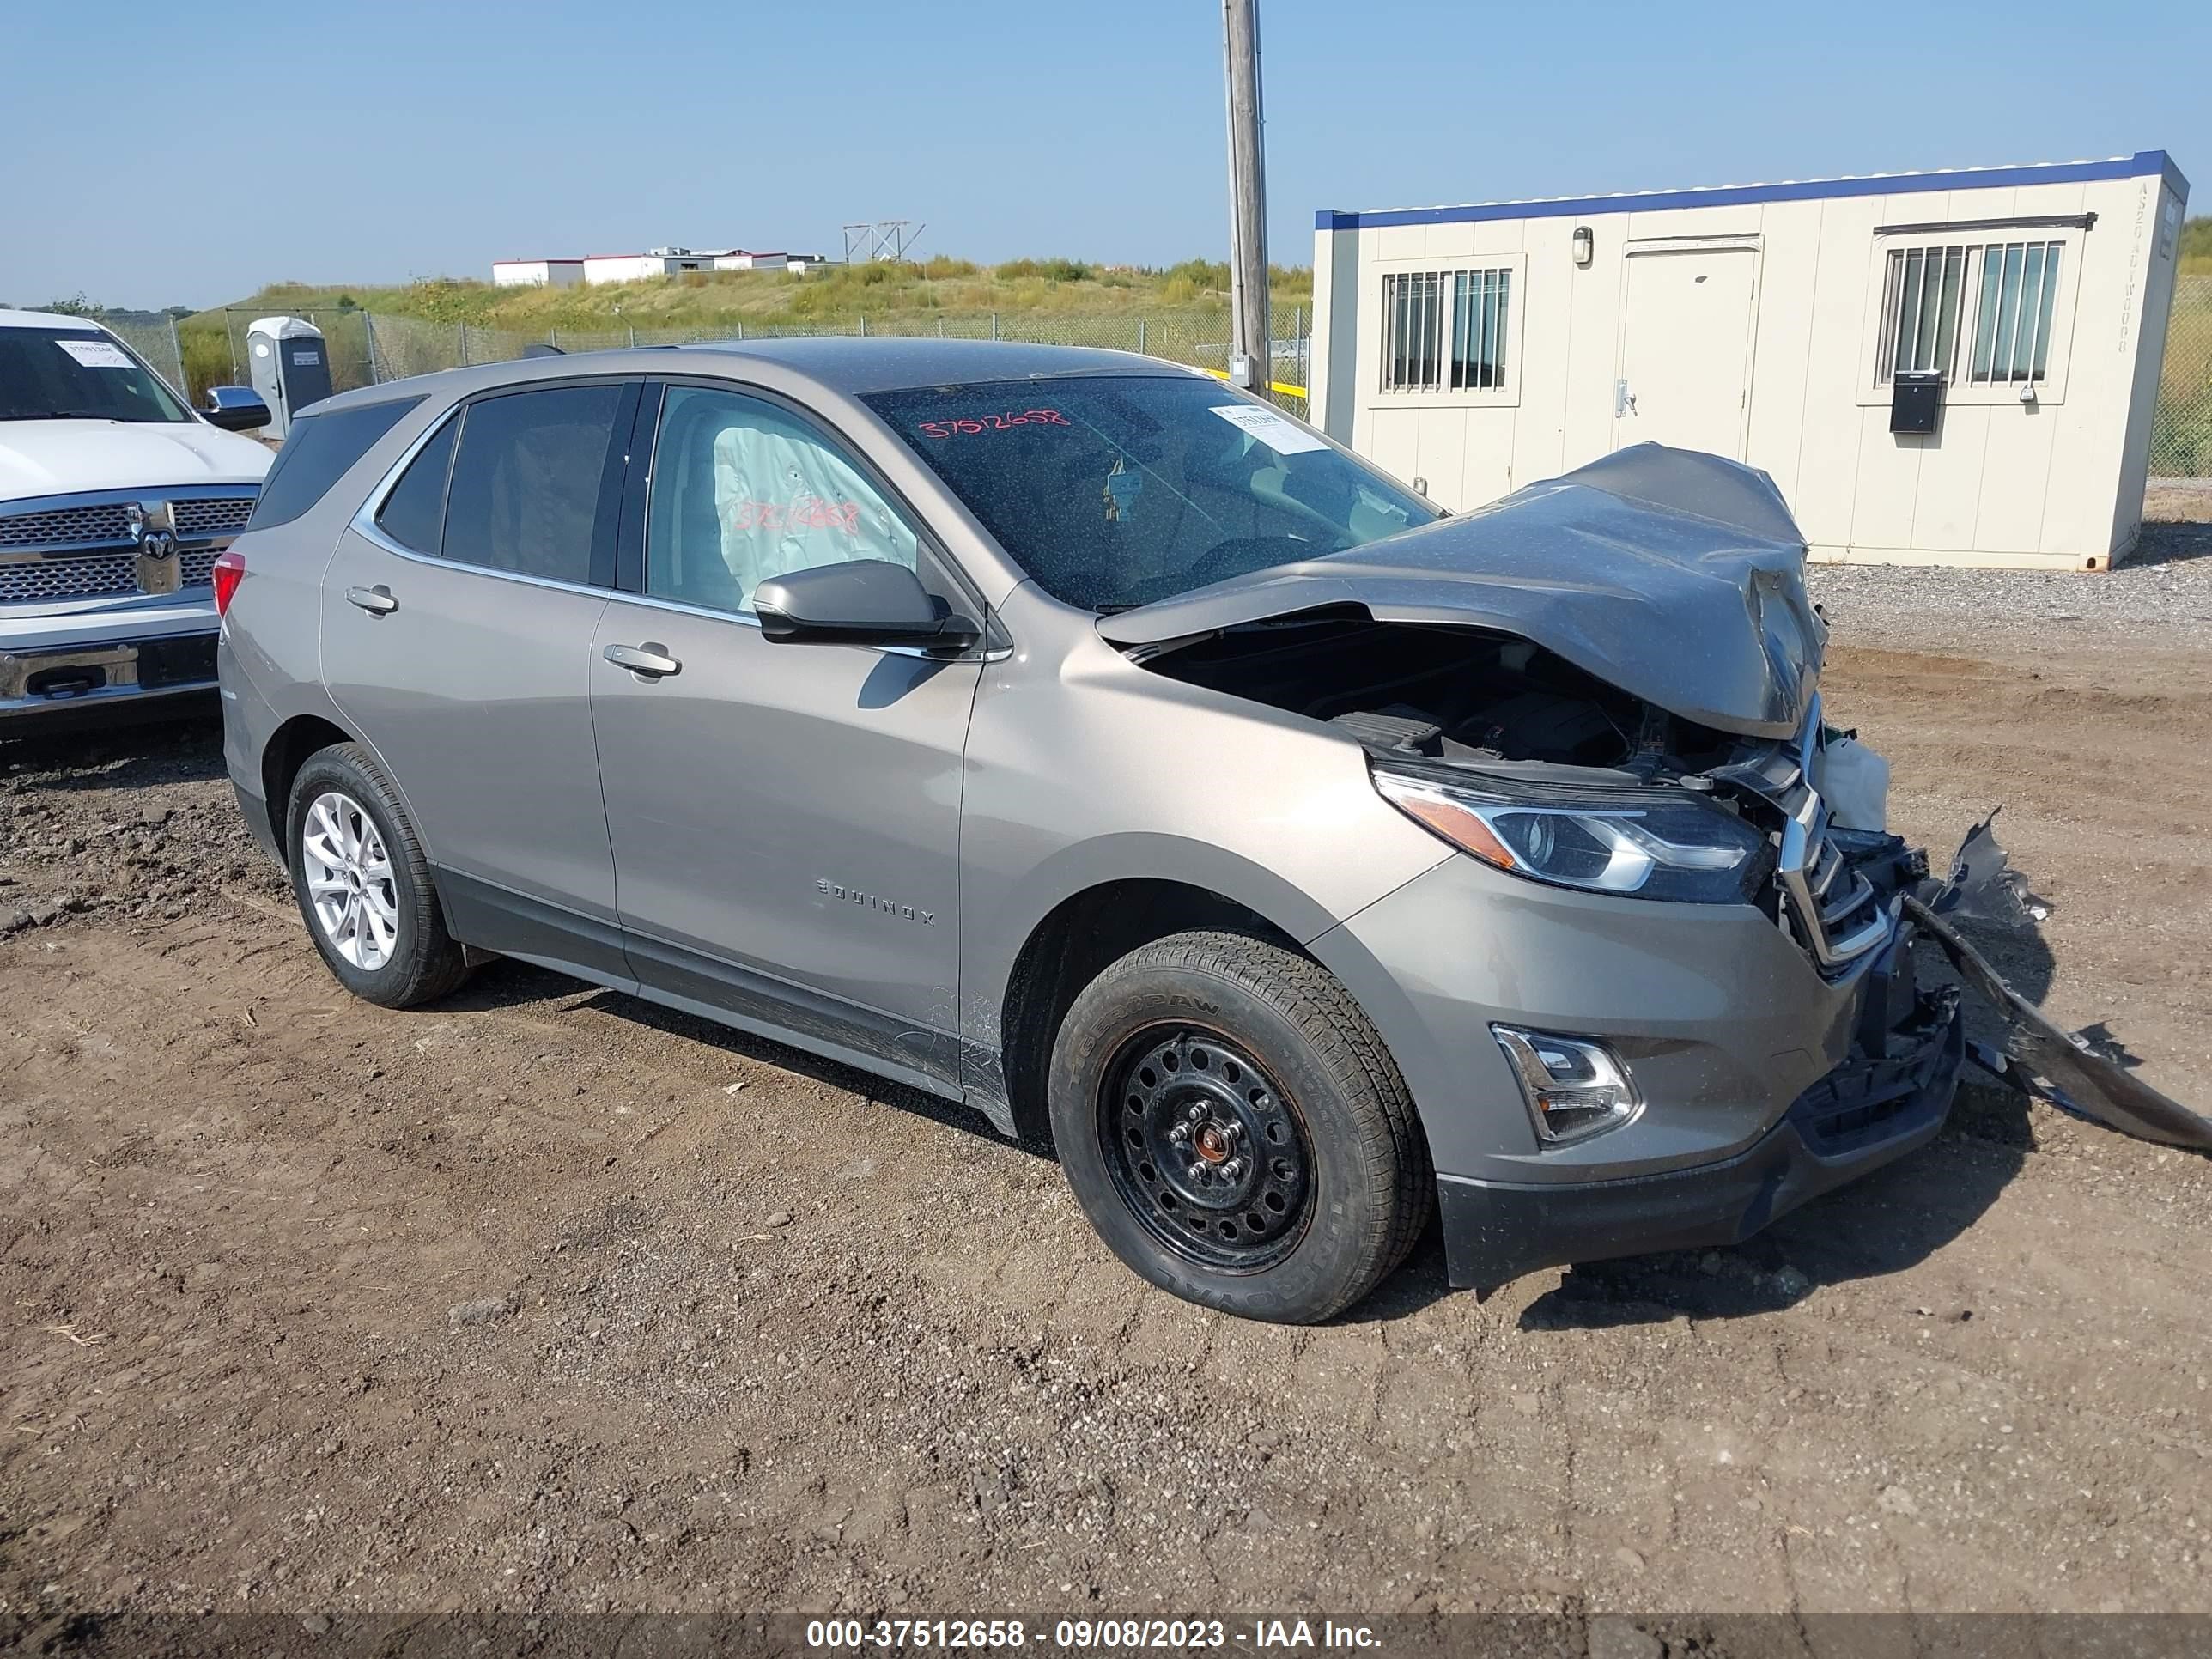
left=1316, top=151, right=2182, bottom=231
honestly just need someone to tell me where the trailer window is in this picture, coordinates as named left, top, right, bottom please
left=1875, top=239, right=2066, bottom=388
left=1382, top=267, right=1514, bottom=394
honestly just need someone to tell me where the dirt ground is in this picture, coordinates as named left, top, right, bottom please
left=3, top=562, right=2209, bottom=1644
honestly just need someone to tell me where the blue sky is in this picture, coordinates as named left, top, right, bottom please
left=3, top=0, right=2204, bottom=310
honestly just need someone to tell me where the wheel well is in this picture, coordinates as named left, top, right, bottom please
left=259, top=715, right=356, bottom=867
left=997, top=879, right=1299, bottom=1146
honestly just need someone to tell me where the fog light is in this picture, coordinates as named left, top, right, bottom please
left=1491, top=1024, right=1642, bottom=1144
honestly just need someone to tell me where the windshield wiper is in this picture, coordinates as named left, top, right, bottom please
left=0, top=410, right=125, bottom=422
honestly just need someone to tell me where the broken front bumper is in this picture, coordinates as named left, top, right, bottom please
left=1435, top=978, right=1963, bottom=1292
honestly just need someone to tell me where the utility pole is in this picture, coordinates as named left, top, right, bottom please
left=1222, top=0, right=1269, bottom=392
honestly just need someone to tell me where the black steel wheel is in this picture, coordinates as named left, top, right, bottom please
left=1048, top=929, right=1432, bottom=1324
left=1101, top=1025, right=1314, bottom=1273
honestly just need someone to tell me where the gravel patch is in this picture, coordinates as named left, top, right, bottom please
left=1808, top=519, right=2212, bottom=645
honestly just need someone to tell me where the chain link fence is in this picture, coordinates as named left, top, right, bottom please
left=327, top=307, right=1313, bottom=419
left=188, top=308, right=379, bottom=398
left=2152, top=274, right=2212, bottom=482
left=103, top=317, right=187, bottom=398
left=161, top=278, right=2208, bottom=480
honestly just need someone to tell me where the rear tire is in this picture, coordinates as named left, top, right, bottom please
left=284, top=743, right=469, bottom=1009
left=1048, top=930, right=1431, bottom=1324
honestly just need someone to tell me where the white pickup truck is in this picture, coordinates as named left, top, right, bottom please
left=1, top=307, right=275, bottom=726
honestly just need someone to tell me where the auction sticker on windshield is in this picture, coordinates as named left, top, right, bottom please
left=56, top=339, right=135, bottom=370
left=1209, top=401, right=1326, bottom=454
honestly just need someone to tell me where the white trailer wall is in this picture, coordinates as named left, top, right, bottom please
left=1312, top=152, right=2189, bottom=568
left=491, top=260, right=583, bottom=289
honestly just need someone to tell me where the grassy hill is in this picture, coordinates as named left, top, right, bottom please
left=2183, top=215, right=2212, bottom=276
left=174, top=257, right=1315, bottom=398
left=190, top=257, right=1310, bottom=331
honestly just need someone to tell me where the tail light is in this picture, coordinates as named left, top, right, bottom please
left=211, top=549, right=246, bottom=617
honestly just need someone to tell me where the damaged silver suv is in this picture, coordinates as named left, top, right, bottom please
left=216, top=341, right=1962, bottom=1323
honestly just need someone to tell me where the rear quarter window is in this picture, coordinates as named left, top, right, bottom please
left=246, top=397, right=425, bottom=531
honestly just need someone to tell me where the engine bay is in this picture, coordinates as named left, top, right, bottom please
left=1136, top=611, right=1742, bottom=783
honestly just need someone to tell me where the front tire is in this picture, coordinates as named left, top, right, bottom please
left=1048, top=930, right=1432, bottom=1324
left=285, top=743, right=468, bottom=1008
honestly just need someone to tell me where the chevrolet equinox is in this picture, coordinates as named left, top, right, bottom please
left=217, top=341, right=1961, bottom=1323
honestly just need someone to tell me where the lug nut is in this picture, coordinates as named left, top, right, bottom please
left=1167, top=1122, right=1191, bottom=1145
left=1224, top=1121, right=1246, bottom=1141
left=1185, top=1103, right=1206, bottom=1123
left=1187, top=1163, right=1208, bottom=1182
left=1221, top=1158, right=1245, bottom=1181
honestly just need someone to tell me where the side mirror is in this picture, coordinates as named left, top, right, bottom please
left=203, top=386, right=272, bottom=432
left=753, top=560, right=980, bottom=652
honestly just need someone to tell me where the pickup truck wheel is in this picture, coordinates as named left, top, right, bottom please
left=1049, top=930, right=1432, bottom=1324
left=285, top=744, right=469, bottom=1009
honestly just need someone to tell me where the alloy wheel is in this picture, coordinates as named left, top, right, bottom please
left=300, top=791, right=399, bottom=972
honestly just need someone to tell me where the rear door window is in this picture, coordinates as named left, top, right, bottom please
left=442, top=384, right=625, bottom=586
left=249, top=397, right=424, bottom=531
left=373, top=416, right=459, bottom=556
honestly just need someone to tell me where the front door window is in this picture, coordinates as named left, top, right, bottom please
left=645, top=385, right=920, bottom=616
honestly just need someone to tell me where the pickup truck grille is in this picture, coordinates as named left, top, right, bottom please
left=0, top=550, right=223, bottom=605
left=172, top=497, right=255, bottom=538
left=0, top=488, right=256, bottom=604
left=0, top=502, right=134, bottom=549
left=0, top=553, right=141, bottom=603
left=1, top=495, right=257, bottom=553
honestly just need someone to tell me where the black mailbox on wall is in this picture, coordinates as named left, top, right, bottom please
left=1890, top=369, right=1944, bottom=436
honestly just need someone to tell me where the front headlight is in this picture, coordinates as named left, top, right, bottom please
left=1372, top=765, right=1765, bottom=902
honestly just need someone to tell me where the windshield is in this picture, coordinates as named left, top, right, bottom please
left=0, top=326, right=192, bottom=424
left=863, top=374, right=1438, bottom=610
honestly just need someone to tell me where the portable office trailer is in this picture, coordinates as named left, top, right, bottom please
left=1311, top=152, right=2189, bottom=568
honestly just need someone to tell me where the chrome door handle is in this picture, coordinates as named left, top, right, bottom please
left=604, top=641, right=680, bottom=678
left=345, top=585, right=398, bottom=615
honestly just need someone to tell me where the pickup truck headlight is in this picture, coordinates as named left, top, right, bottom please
left=1372, top=766, right=1765, bottom=902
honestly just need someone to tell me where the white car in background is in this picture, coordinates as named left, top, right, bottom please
left=1, top=307, right=275, bottom=726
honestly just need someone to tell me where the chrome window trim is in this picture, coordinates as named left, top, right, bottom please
left=350, top=515, right=612, bottom=605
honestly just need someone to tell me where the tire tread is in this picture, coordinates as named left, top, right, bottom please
left=287, top=742, right=469, bottom=1008
left=1052, top=928, right=1433, bottom=1322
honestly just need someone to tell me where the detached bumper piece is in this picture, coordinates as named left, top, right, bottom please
left=1911, top=812, right=2212, bottom=1152
left=1438, top=983, right=1964, bottom=1293
left=0, top=633, right=218, bottom=720
left=1908, top=896, right=2212, bottom=1152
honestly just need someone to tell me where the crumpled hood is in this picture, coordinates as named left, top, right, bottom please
left=0, top=419, right=271, bottom=501
left=1097, top=444, right=1826, bottom=739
